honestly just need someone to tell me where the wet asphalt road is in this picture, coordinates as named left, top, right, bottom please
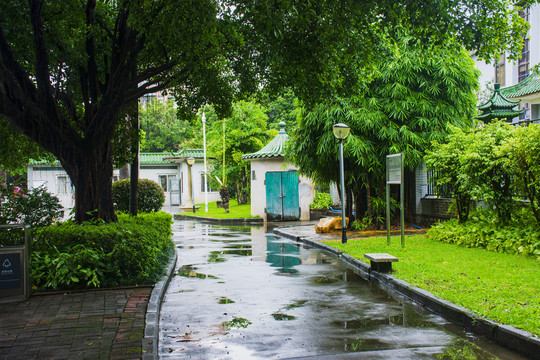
left=159, top=220, right=526, bottom=359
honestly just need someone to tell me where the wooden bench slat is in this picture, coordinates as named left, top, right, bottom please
left=364, top=253, right=399, bottom=262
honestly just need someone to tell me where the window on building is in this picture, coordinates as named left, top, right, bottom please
left=56, top=175, right=73, bottom=195
left=200, top=174, right=216, bottom=192
left=518, top=102, right=531, bottom=123
left=518, top=38, right=530, bottom=83
left=495, top=54, right=505, bottom=86
left=158, top=174, right=177, bottom=192
left=252, top=170, right=256, bottom=181
left=519, top=7, right=530, bottom=22
left=518, top=7, right=530, bottom=83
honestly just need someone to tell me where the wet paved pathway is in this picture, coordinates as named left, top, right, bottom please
left=160, top=220, right=526, bottom=359
left=0, top=287, right=150, bottom=359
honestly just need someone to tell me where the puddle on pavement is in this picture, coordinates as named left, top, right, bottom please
left=177, top=265, right=218, bottom=279
left=314, top=274, right=342, bottom=284
left=161, top=221, right=528, bottom=360
left=222, top=317, right=251, bottom=329
left=285, top=299, right=308, bottom=310
left=218, top=297, right=235, bottom=304
left=271, top=313, right=296, bottom=321
left=208, top=252, right=227, bottom=263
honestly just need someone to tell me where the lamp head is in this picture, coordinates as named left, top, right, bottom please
left=202, top=112, right=206, bottom=123
left=187, top=157, right=195, bottom=166
left=333, top=123, right=350, bottom=140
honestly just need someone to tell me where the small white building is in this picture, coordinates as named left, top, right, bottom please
left=242, top=122, right=315, bottom=221
left=27, top=150, right=220, bottom=212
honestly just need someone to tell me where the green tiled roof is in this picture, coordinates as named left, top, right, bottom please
left=31, top=149, right=204, bottom=166
left=139, top=152, right=178, bottom=164
left=477, top=83, right=523, bottom=122
left=242, top=122, right=289, bottom=160
left=501, top=72, right=540, bottom=99
left=478, top=84, right=520, bottom=110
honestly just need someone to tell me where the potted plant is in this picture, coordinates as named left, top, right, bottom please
left=309, top=191, right=333, bottom=220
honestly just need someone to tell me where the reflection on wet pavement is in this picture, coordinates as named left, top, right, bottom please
left=160, top=220, right=526, bottom=359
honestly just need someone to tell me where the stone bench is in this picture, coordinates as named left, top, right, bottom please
left=364, top=253, right=399, bottom=273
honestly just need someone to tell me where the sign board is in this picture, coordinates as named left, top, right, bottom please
left=387, top=154, right=402, bottom=184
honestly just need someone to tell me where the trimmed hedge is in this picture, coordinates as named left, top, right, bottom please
left=112, top=179, right=165, bottom=213
left=32, top=212, right=174, bottom=290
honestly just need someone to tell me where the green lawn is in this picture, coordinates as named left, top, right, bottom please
left=181, top=199, right=258, bottom=219
left=324, top=235, right=540, bottom=336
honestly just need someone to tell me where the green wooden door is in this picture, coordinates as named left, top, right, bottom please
left=282, top=171, right=299, bottom=220
left=265, top=171, right=299, bottom=221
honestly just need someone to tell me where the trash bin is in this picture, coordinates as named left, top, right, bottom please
left=0, top=225, right=31, bottom=302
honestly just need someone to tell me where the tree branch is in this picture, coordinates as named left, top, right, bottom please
left=29, top=0, right=50, bottom=93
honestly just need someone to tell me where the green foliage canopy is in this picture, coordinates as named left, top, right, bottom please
left=139, top=99, right=190, bottom=152
left=0, top=0, right=532, bottom=222
left=288, top=39, right=480, bottom=218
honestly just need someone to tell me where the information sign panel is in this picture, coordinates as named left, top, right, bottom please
left=0, top=225, right=31, bottom=301
left=387, top=154, right=402, bottom=184
left=0, top=252, right=22, bottom=290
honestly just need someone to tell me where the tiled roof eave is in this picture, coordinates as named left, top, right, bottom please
left=501, top=73, right=540, bottom=98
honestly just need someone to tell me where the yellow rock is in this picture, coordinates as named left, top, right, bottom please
left=314, top=217, right=349, bottom=233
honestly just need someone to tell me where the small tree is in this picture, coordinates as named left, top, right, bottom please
left=502, top=124, right=540, bottom=222
left=461, top=122, right=515, bottom=225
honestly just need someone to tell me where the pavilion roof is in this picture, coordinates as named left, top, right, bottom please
left=477, top=83, right=523, bottom=122
left=242, top=122, right=289, bottom=160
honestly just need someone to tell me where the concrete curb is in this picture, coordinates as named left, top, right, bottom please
left=142, top=250, right=178, bottom=360
left=273, top=227, right=540, bottom=359
left=174, top=213, right=263, bottom=226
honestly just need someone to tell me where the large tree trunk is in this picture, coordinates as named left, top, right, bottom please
left=62, top=145, right=117, bottom=223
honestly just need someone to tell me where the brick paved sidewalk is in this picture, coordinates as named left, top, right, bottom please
left=0, top=287, right=151, bottom=360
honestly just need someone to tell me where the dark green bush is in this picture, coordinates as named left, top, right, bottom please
left=32, top=212, right=174, bottom=290
left=112, top=179, right=165, bottom=212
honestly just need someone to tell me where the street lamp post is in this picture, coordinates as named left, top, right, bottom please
left=333, top=123, right=350, bottom=244
left=187, top=157, right=196, bottom=213
left=202, top=112, right=208, bottom=213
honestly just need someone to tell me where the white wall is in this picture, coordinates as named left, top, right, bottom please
left=27, top=162, right=221, bottom=212
left=250, top=158, right=315, bottom=221
left=179, top=161, right=220, bottom=206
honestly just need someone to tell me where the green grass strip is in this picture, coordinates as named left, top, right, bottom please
left=181, top=200, right=258, bottom=219
left=323, top=235, right=540, bottom=336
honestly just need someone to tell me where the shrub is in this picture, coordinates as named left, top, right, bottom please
left=310, top=191, right=332, bottom=210
left=427, top=208, right=540, bottom=258
left=0, top=185, right=63, bottom=246
left=112, top=179, right=165, bottom=212
left=0, top=185, right=63, bottom=227
left=32, top=212, right=174, bottom=290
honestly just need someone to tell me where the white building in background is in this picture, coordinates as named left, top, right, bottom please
left=475, top=4, right=540, bottom=123
left=242, top=122, right=315, bottom=222
left=27, top=150, right=220, bottom=212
